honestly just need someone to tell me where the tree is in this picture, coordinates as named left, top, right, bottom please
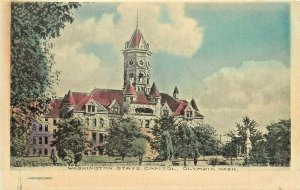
left=150, top=117, right=175, bottom=162
left=53, top=117, right=90, bottom=165
left=249, top=140, right=269, bottom=166
left=129, top=138, right=147, bottom=166
left=222, top=141, right=238, bottom=165
left=227, top=117, right=263, bottom=156
left=173, top=121, right=199, bottom=166
left=193, top=124, right=220, bottom=161
left=49, top=149, right=58, bottom=166
left=265, top=119, right=290, bottom=166
left=106, top=118, right=146, bottom=162
left=10, top=2, right=80, bottom=157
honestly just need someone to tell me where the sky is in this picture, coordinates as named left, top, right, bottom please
left=51, top=3, right=290, bottom=134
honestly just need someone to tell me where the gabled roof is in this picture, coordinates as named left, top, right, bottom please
left=74, top=89, right=124, bottom=111
left=149, top=82, right=160, bottom=97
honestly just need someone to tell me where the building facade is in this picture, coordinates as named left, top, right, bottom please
left=29, top=23, right=204, bottom=157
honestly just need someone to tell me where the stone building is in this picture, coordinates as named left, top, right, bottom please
left=29, top=22, right=204, bottom=156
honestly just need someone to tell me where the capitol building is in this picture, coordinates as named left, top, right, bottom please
left=29, top=21, right=204, bottom=156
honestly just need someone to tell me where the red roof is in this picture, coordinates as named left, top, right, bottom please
left=74, top=89, right=124, bottom=111
left=129, top=28, right=142, bottom=48
left=45, top=98, right=62, bottom=118
left=134, top=94, right=150, bottom=104
left=150, top=83, right=160, bottom=97
left=123, top=82, right=136, bottom=95
left=45, top=89, right=203, bottom=118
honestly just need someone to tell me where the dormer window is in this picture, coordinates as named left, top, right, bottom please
left=186, top=110, right=193, bottom=118
left=87, top=104, right=96, bottom=113
left=163, top=109, right=169, bottom=117
left=111, top=107, right=119, bottom=114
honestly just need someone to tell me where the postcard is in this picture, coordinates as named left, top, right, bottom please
left=1, top=1, right=300, bottom=190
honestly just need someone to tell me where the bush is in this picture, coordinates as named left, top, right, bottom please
left=208, top=157, right=219, bottom=166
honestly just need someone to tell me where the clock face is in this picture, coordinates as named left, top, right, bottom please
left=128, top=59, right=133, bottom=65
left=138, top=60, right=144, bottom=67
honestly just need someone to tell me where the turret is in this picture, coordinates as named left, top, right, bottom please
left=65, top=90, right=76, bottom=111
left=149, top=82, right=161, bottom=104
left=173, top=86, right=179, bottom=99
left=123, top=81, right=137, bottom=104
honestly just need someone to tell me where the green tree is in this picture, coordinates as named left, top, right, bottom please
left=193, top=124, right=220, bottom=161
left=150, top=117, right=175, bottom=161
left=265, top=119, right=290, bottom=166
left=53, top=117, right=90, bottom=165
left=173, top=121, right=199, bottom=166
left=106, top=118, right=146, bottom=162
left=249, top=140, right=269, bottom=166
left=129, top=138, right=147, bottom=166
left=222, top=141, right=238, bottom=165
left=10, top=2, right=80, bottom=157
left=227, top=117, right=263, bottom=155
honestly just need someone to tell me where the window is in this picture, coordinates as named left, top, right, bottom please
left=45, top=137, right=48, bottom=144
left=33, top=137, right=36, bottom=144
left=33, top=148, right=36, bottom=155
left=39, top=137, right=42, bottom=144
left=38, top=149, right=42, bottom=156
left=99, top=118, right=104, bottom=128
left=109, top=119, right=113, bottom=126
left=53, top=119, right=57, bottom=125
left=99, top=133, right=104, bottom=143
left=145, top=120, right=150, bottom=128
left=88, top=105, right=96, bottom=113
left=44, top=149, right=48, bottom=156
left=45, top=118, right=48, bottom=122
left=92, top=133, right=96, bottom=142
left=45, top=124, right=48, bottom=132
left=39, top=124, right=43, bottom=131
left=93, top=118, right=97, bottom=127
left=186, top=111, right=193, bottom=118
left=163, top=109, right=169, bottom=117
left=86, top=118, right=89, bottom=126
left=112, top=107, right=119, bottom=114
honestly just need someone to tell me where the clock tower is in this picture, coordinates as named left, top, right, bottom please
left=123, top=19, right=152, bottom=94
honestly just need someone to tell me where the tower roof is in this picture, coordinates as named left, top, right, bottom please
left=127, top=28, right=148, bottom=50
left=173, top=86, right=179, bottom=94
left=123, top=82, right=136, bottom=95
left=150, top=82, right=160, bottom=97
left=66, top=90, right=76, bottom=106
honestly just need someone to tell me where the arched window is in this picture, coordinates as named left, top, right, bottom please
left=39, top=124, right=43, bottom=131
left=45, top=124, right=48, bottom=132
left=99, top=118, right=104, bottom=128
left=139, top=73, right=144, bottom=83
